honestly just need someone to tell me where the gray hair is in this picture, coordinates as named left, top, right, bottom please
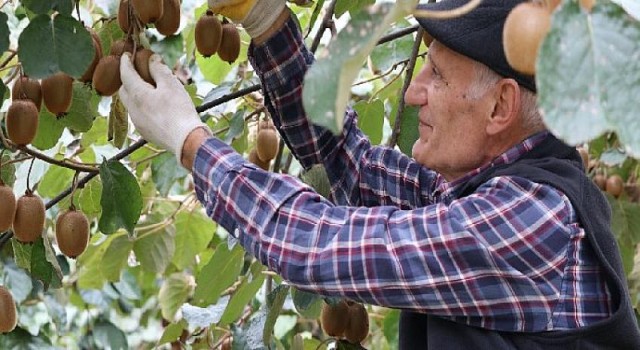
left=468, top=62, right=546, bottom=133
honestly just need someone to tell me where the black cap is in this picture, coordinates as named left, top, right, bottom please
left=415, top=0, right=536, bottom=92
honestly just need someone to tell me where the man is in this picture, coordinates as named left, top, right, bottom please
left=119, top=0, right=640, bottom=348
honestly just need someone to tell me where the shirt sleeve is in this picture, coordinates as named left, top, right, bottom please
left=193, top=137, right=578, bottom=332
left=247, top=14, right=441, bottom=208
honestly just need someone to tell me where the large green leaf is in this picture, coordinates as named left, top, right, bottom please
left=100, top=233, right=133, bottom=282
left=334, top=0, right=376, bottom=17
left=193, top=242, right=244, bottom=306
left=219, top=261, right=265, bottom=325
left=18, top=14, right=94, bottom=79
left=30, top=236, right=62, bottom=289
left=77, top=234, right=119, bottom=289
left=31, top=110, right=64, bottom=151
left=291, top=288, right=323, bottom=319
left=369, top=21, right=414, bottom=73
left=538, top=1, right=640, bottom=156
left=12, top=240, right=32, bottom=271
left=78, top=178, right=103, bottom=218
left=157, top=320, right=187, bottom=346
left=133, top=228, right=175, bottom=274
left=59, top=82, right=99, bottom=132
left=172, top=210, right=215, bottom=270
left=93, top=319, right=128, bottom=350
left=608, top=196, right=640, bottom=274
left=303, top=1, right=418, bottom=134
left=0, top=12, right=9, bottom=54
left=354, top=99, right=384, bottom=145
left=37, top=163, right=73, bottom=198
left=1, top=153, right=16, bottom=186
left=181, top=296, right=230, bottom=328
left=98, top=160, right=143, bottom=235
left=264, top=285, right=290, bottom=345
left=159, top=273, right=195, bottom=322
left=21, top=0, right=73, bottom=15
left=4, top=262, right=33, bottom=303
left=0, top=327, right=57, bottom=350
left=151, top=153, right=188, bottom=196
left=396, top=105, right=419, bottom=156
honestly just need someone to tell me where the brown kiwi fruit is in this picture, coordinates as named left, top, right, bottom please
left=93, top=55, right=123, bottom=96
left=79, top=28, right=104, bottom=83
left=13, top=193, right=45, bottom=244
left=320, top=300, right=350, bottom=337
left=55, top=209, right=90, bottom=259
left=11, top=76, right=42, bottom=111
left=0, top=285, right=17, bottom=334
left=155, top=0, right=180, bottom=36
left=344, top=303, right=369, bottom=344
left=41, top=73, right=74, bottom=116
left=134, top=48, right=156, bottom=85
left=503, top=2, right=551, bottom=75
left=593, top=174, right=606, bottom=191
left=6, top=100, right=39, bottom=146
left=195, top=11, right=222, bottom=57
left=118, top=0, right=131, bottom=33
left=248, top=148, right=270, bottom=171
left=606, top=175, right=624, bottom=198
left=256, top=129, right=279, bottom=162
left=132, top=0, right=164, bottom=25
left=0, top=184, right=17, bottom=232
left=110, top=38, right=135, bottom=56
left=218, top=23, right=241, bottom=63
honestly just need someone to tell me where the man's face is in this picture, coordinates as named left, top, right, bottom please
left=405, top=41, right=496, bottom=180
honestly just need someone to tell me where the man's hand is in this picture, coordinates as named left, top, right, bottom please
left=119, top=54, right=210, bottom=166
left=208, top=0, right=285, bottom=38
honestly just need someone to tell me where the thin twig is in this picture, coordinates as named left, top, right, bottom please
left=310, top=0, right=339, bottom=53
left=18, top=145, right=99, bottom=173
left=387, top=27, right=424, bottom=148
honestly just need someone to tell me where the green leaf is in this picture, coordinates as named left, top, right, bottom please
left=157, top=320, right=187, bottom=346
left=219, top=261, right=266, bottom=325
left=60, top=82, right=99, bottom=132
left=108, top=94, right=128, bottom=148
left=1, top=153, right=16, bottom=186
left=150, top=34, right=185, bottom=69
left=21, top=0, right=73, bottom=15
left=396, top=105, right=419, bottom=156
left=608, top=196, right=640, bottom=274
left=172, top=211, right=215, bottom=269
left=264, top=285, right=290, bottom=345
left=81, top=117, right=109, bottom=148
left=78, top=178, right=103, bottom=218
left=0, top=327, right=57, bottom=350
left=334, top=0, right=375, bottom=17
left=181, top=296, right=230, bottom=328
left=30, top=236, right=63, bottom=289
left=93, top=319, right=128, bottom=350
left=222, top=110, right=246, bottom=144
left=12, top=240, right=33, bottom=271
left=538, top=1, right=640, bottom=156
left=4, top=262, right=33, bottom=303
left=151, top=153, right=188, bottom=196
left=100, top=233, right=133, bottom=282
left=369, top=22, right=414, bottom=72
left=0, top=12, right=9, bottom=55
left=300, top=165, right=331, bottom=199
left=383, top=309, right=400, bottom=347
left=303, top=1, right=417, bottom=134
left=31, top=110, right=64, bottom=150
left=98, top=160, right=143, bottom=235
left=193, top=242, right=244, bottom=306
left=133, top=228, right=175, bottom=274
left=159, top=273, right=195, bottom=322
left=354, top=99, right=384, bottom=145
left=196, top=53, right=234, bottom=85
left=18, top=14, right=94, bottom=79
left=291, top=288, right=323, bottom=319
left=37, top=163, right=73, bottom=198
left=611, top=0, right=640, bottom=20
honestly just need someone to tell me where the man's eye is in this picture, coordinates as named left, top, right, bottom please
left=431, top=67, right=440, bottom=77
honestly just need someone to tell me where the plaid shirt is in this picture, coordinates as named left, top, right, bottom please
left=193, top=17, right=612, bottom=332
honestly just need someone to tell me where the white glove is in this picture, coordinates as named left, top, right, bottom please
left=119, top=54, right=209, bottom=163
left=208, top=0, right=286, bottom=38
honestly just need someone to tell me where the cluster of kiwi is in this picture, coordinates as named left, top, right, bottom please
left=0, top=285, right=17, bottom=334
left=578, top=147, right=630, bottom=200
left=503, top=0, right=595, bottom=75
left=195, top=11, right=241, bottom=63
left=248, top=119, right=280, bottom=170
left=320, top=299, right=370, bottom=344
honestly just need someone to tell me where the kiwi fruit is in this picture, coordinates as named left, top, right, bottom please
left=248, top=148, right=270, bottom=171
left=42, top=73, right=74, bottom=116
left=110, top=38, right=135, bottom=56
left=55, top=209, right=90, bottom=259
left=0, top=184, right=16, bottom=232
left=256, top=129, right=279, bottom=162
left=344, top=303, right=369, bottom=344
left=218, top=23, right=241, bottom=63
left=6, top=100, right=38, bottom=146
left=320, top=300, right=350, bottom=337
left=503, top=2, right=551, bottom=75
left=11, top=76, right=42, bottom=111
left=132, top=0, right=164, bottom=25
left=606, top=175, right=624, bottom=198
left=195, top=11, right=222, bottom=57
left=155, top=0, right=180, bottom=36
left=593, top=174, right=606, bottom=191
left=0, top=285, right=17, bottom=333
left=134, top=48, right=156, bottom=85
left=118, top=0, right=131, bottom=33
left=93, top=55, right=123, bottom=96
left=79, top=28, right=104, bottom=83
left=13, top=193, right=45, bottom=244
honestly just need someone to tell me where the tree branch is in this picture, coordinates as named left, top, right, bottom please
left=18, top=146, right=99, bottom=173
left=388, top=27, right=424, bottom=148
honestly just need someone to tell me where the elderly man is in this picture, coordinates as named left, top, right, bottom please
left=118, top=0, right=640, bottom=348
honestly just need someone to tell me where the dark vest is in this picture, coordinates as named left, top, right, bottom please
left=399, top=134, right=640, bottom=349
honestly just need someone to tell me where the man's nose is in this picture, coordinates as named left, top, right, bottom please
left=404, top=80, right=428, bottom=106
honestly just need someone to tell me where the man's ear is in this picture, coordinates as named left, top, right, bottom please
left=486, top=78, right=520, bottom=135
